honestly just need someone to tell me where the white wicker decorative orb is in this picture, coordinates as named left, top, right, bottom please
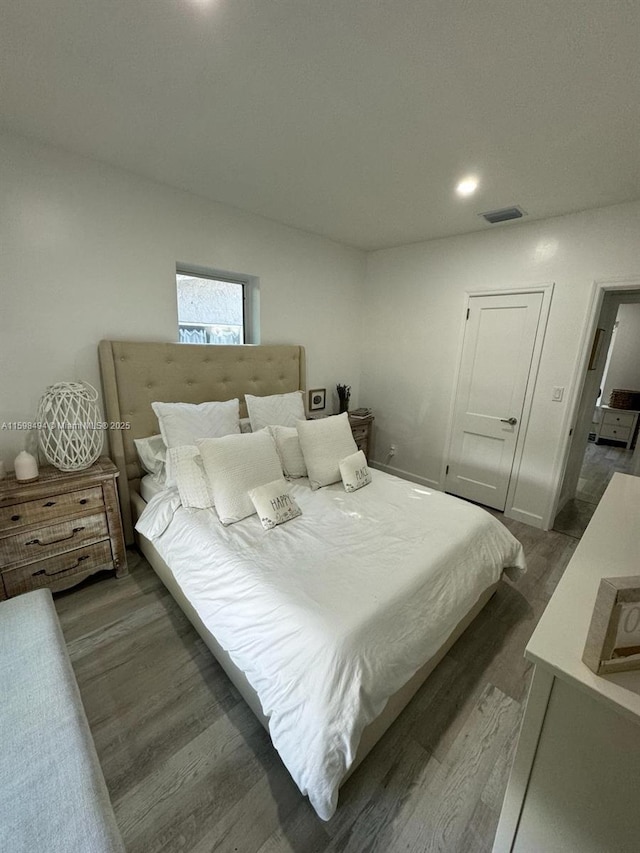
left=37, top=382, right=103, bottom=471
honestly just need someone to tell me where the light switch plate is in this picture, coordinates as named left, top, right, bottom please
left=552, top=386, right=564, bottom=402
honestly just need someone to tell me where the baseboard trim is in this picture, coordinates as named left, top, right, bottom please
left=505, top=505, right=545, bottom=529
left=370, top=461, right=440, bottom=490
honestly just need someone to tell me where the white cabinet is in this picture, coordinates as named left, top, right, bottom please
left=594, top=405, right=639, bottom=450
left=493, top=474, right=640, bottom=853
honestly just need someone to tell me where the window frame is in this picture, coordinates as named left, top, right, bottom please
left=175, top=265, right=259, bottom=345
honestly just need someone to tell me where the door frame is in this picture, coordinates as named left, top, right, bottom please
left=442, top=283, right=554, bottom=524
left=546, top=276, right=640, bottom=528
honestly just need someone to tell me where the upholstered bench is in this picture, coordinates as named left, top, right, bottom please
left=0, top=589, right=124, bottom=853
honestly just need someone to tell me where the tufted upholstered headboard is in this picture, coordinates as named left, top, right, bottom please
left=98, top=340, right=306, bottom=543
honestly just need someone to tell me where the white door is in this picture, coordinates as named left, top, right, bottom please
left=445, top=292, right=544, bottom=510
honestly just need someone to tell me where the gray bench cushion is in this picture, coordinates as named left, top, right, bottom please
left=0, top=589, right=124, bottom=853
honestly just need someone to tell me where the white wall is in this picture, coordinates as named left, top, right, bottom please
left=362, top=201, right=640, bottom=527
left=601, top=303, right=640, bottom=403
left=3, top=128, right=639, bottom=528
left=0, top=131, right=365, bottom=468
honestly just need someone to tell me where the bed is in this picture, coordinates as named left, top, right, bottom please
left=98, top=339, right=525, bottom=820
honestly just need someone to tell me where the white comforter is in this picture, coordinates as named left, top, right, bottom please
left=136, top=470, right=525, bottom=820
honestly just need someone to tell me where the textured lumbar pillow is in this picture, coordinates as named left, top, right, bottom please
left=245, top=391, right=306, bottom=431
left=296, top=413, right=358, bottom=490
left=339, top=450, right=372, bottom=493
left=269, top=425, right=307, bottom=478
left=167, top=445, right=213, bottom=509
left=197, top=429, right=283, bottom=524
left=248, top=478, right=302, bottom=530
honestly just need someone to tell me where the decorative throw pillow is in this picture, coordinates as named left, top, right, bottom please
left=167, top=445, right=214, bottom=509
left=134, top=434, right=166, bottom=482
left=151, top=399, right=240, bottom=449
left=197, top=430, right=283, bottom=525
left=339, top=450, right=372, bottom=492
left=248, top=478, right=302, bottom=530
left=245, top=391, right=306, bottom=431
left=270, top=425, right=307, bottom=478
left=296, top=413, right=358, bottom=490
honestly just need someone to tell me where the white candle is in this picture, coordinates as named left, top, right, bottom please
left=14, top=451, right=39, bottom=482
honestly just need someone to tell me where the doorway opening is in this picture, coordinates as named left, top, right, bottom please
left=554, top=287, right=640, bottom=537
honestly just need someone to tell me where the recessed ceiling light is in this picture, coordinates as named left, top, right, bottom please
left=456, top=176, right=479, bottom=197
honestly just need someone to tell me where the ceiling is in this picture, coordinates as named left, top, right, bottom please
left=2, top=0, right=639, bottom=250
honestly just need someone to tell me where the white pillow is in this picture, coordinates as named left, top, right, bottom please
left=249, top=478, right=302, bottom=530
left=339, top=450, right=372, bottom=493
left=167, top=445, right=214, bottom=509
left=296, top=413, right=357, bottom=490
left=269, top=425, right=307, bottom=478
left=134, top=490, right=182, bottom=540
left=151, top=399, right=240, bottom=448
left=198, top=430, right=283, bottom=525
left=134, top=434, right=166, bottom=482
left=245, top=391, right=306, bottom=431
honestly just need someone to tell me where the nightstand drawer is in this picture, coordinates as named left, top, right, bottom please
left=353, top=436, right=369, bottom=454
left=350, top=425, right=369, bottom=441
left=598, top=423, right=631, bottom=442
left=2, top=540, right=113, bottom=598
left=602, top=410, right=636, bottom=428
left=0, top=486, right=104, bottom=534
left=0, top=512, right=109, bottom=569
left=348, top=414, right=374, bottom=460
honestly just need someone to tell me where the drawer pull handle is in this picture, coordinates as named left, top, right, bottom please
left=33, top=554, right=90, bottom=577
left=43, top=501, right=56, bottom=508
left=26, top=526, right=85, bottom=547
left=79, top=499, right=88, bottom=505
left=11, top=514, right=20, bottom=522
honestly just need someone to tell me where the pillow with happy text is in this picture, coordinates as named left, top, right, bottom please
left=248, top=478, right=302, bottom=530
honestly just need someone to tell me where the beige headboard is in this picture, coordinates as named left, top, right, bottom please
left=98, top=340, right=306, bottom=543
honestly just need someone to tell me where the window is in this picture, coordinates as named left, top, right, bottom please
left=176, top=269, right=257, bottom=344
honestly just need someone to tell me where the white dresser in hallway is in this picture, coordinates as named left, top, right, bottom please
left=493, top=473, right=640, bottom=853
left=594, top=405, right=640, bottom=450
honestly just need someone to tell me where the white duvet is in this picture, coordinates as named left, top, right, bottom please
left=136, top=469, right=525, bottom=820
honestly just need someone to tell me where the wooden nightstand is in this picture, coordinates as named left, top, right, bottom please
left=0, top=457, right=127, bottom=600
left=348, top=414, right=374, bottom=459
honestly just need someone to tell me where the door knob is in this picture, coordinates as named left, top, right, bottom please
left=500, top=417, right=518, bottom=426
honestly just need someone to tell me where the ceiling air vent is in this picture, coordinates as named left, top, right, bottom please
left=480, top=206, right=526, bottom=224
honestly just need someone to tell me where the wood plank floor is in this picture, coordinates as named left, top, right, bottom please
left=576, top=441, right=634, bottom=505
left=554, top=441, right=633, bottom=538
left=54, top=516, right=577, bottom=853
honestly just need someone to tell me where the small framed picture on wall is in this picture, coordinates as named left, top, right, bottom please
left=308, top=388, right=326, bottom=411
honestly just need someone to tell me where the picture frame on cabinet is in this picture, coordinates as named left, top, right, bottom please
left=583, top=575, right=640, bottom=674
left=308, top=388, right=326, bottom=411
